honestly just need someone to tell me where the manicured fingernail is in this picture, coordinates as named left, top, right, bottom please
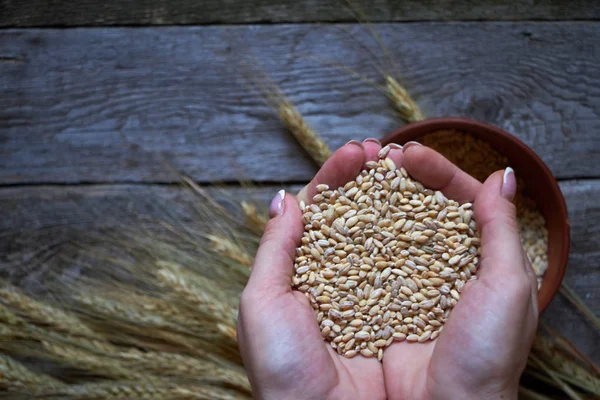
left=501, top=167, right=517, bottom=201
left=389, top=143, right=403, bottom=150
left=345, top=140, right=364, bottom=149
left=363, top=138, right=381, bottom=145
left=402, top=141, right=422, bottom=152
left=269, top=190, right=286, bottom=217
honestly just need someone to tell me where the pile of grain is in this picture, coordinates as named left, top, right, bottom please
left=420, top=130, right=548, bottom=287
left=292, top=150, right=480, bottom=360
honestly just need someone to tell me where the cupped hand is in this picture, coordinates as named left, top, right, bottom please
left=238, top=140, right=538, bottom=400
left=237, top=139, right=401, bottom=400
left=382, top=143, right=539, bottom=400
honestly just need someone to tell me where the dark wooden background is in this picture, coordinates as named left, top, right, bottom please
left=0, top=0, right=598, bottom=364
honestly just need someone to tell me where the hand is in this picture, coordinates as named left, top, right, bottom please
left=237, top=140, right=539, bottom=400
left=237, top=139, right=400, bottom=400
left=382, top=143, right=539, bottom=400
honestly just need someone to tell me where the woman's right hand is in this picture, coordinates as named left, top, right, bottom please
left=383, top=143, right=539, bottom=400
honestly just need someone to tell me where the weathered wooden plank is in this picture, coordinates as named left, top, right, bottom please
left=0, top=180, right=598, bottom=360
left=0, top=0, right=597, bottom=27
left=1, top=23, right=599, bottom=184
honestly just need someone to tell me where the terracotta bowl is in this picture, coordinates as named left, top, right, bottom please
left=380, top=117, right=570, bottom=313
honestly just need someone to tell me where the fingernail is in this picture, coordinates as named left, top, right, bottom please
left=402, top=141, right=422, bottom=152
left=389, top=143, right=403, bottom=150
left=363, top=138, right=381, bottom=146
left=269, top=190, right=286, bottom=217
left=345, top=140, right=364, bottom=149
left=501, top=167, right=517, bottom=201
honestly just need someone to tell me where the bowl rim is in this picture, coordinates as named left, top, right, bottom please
left=380, top=117, right=570, bottom=313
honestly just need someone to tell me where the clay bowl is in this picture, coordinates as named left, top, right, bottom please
left=381, top=117, right=570, bottom=313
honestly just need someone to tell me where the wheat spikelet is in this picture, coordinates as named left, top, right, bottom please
left=0, top=287, right=97, bottom=339
left=40, top=381, right=250, bottom=399
left=279, top=101, right=332, bottom=166
left=559, top=283, right=600, bottom=331
left=532, top=336, right=600, bottom=394
left=42, top=340, right=144, bottom=380
left=0, top=354, right=64, bottom=390
left=241, top=201, right=268, bottom=234
left=529, top=353, right=585, bottom=400
left=385, top=76, right=424, bottom=122
left=118, top=350, right=251, bottom=392
left=0, top=303, right=23, bottom=326
left=207, top=234, right=254, bottom=268
left=76, top=294, right=177, bottom=330
left=42, top=382, right=182, bottom=399
left=156, top=266, right=238, bottom=328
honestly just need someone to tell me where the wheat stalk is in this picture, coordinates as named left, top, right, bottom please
left=531, top=336, right=600, bottom=395
left=278, top=101, right=332, bottom=166
left=518, top=386, right=554, bottom=400
left=38, top=381, right=251, bottom=399
left=559, top=283, right=600, bottom=331
left=42, top=341, right=145, bottom=380
left=529, top=353, right=585, bottom=400
left=385, top=76, right=424, bottom=122
left=0, top=287, right=97, bottom=339
left=117, top=350, right=251, bottom=392
left=156, top=263, right=238, bottom=325
left=0, top=355, right=64, bottom=390
left=207, top=234, right=254, bottom=268
left=241, top=201, right=268, bottom=234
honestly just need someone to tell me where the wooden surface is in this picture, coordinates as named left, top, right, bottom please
left=1, top=0, right=598, bottom=368
left=0, top=0, right=598, bottom=27
left=1, top=23, right=599, bottom=184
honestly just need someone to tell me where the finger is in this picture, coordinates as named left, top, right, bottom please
left=362, top=138, right=382, bottom=164
left=245, top=190, right=303, bottom=297
left=385, top=143, right=404, bottom=170
left=402, top=142, right=481, bottom=204
left=297, top=140, right=365, bottom=204
left=362, top=139, right=404, bottom=170
left=474, top=169, right=536, bottom=294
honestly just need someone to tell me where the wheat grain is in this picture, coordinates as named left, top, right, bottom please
left=293, top=153, right=480, bottom=358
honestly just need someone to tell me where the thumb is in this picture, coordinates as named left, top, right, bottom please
left=474, top=168, right=537, bottom=301
left=245, top=190, right=304, bottom=298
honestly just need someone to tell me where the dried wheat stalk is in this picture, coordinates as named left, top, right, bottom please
left=207, top=234, right=254, bottom=268
left=241, top=201, right=268, bottom=234
left=39, top=381, right=245, bottom=399
left=0, top=355, right=64, bottom=390
left=0, top=286, right=98, bottom=339
left=279, top=101, right=332, bottom=166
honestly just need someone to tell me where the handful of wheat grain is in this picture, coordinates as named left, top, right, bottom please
left=292, top=147, right=480, bottom=361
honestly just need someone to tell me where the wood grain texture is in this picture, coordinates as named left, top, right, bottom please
left=1, top=23, right=599, bottom=184
left=0, top=180, right=598, bottom=361
left=0, top=0, right=598, bottom=27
